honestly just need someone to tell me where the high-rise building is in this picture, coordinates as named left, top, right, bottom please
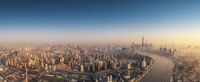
left=107, top=75, right=113, bottom=82
left=53, top=65, right=56, bottom=71
left=104, top=62, right=107, bottom=70
left=80, top=64, right=84, bottom=72
left=142, top=57, right=146, bottom=68
left=142, top=36, right=144, bottom=46
left=127, top=63, right=131, bottom=70
left=92, top=63, right=95, bottom=72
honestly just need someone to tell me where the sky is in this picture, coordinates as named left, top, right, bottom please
left=0, top=0, right=200, bottom=45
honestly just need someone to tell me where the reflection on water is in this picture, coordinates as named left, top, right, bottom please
left=140, top=54, right=174, bottom=82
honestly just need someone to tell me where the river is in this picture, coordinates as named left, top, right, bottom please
left=140, top=53, right=174, bottom=82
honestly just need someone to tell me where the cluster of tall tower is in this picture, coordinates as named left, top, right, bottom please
left=142, top=36, right=148, bottom=46
left=141, top=36, right=152, bottom=47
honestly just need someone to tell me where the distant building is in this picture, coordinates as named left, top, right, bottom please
left=0, top=65, right=4, bottom=71
left=80, top=64, right=84, bottom=72
left=127, top=63, right=131, bottom=70
left=142, top=57, right=146, bottom=68
left=107, top=75, right=113, bottom=82
left=142, top=36, right=144, bottom=46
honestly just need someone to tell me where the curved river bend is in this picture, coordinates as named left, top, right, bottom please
left=140, top=53, right=174, bottom=82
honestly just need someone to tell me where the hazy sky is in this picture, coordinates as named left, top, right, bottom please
left=1, top=0, right=200, bottom=45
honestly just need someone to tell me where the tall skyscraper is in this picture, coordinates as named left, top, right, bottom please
left=142, top=36, right=144, bottom=46
left=142, top=57, right=146, bottom=68
left=80, top=64, right=84, bottom=72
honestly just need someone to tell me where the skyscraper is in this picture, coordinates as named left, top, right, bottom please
left=142, top=57, right=146, bottom=68
left=142, top=36, right=144, bottom=46
left=80, top=64, right=84, bottom=72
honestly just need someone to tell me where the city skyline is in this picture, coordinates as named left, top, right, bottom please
left=0, top=1, right=200, bottom=82
left=0, top=0, right=200, bottom=45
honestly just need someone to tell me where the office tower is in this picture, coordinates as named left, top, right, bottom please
left=99, top=61, right=103, bottom=67
left=49, top=65, right=52, bottom=70
left=108, top=75, right=113, bottom=82
left=104, top=62, right=107, bottom=70
left=60, top=57, right=64, bottom=64
left=98, top=64, right=101, bottom=71
left=98, top=61, right=102, bottom=71
left=127, top=63, right=131, bottom=70
left=87, top=64, right=90, bottom=71
left=142, top=57, right=146, bottom=68
left=51, top=58, right=55, bottom=65
left=92, top=63, right=95, bottom=72
left=80, top=64, right=84, bottom=72
left=142, top=36, right=144, bottom=46
left=96, top=79, right=99, bottom=82
left=45, top=64, right=48, bottom=72
left=53, top=65, right=56, bottom=71
left=5, top=60, right=8, bottom=66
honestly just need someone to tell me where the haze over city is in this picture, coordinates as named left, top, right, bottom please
left=1, top=0, right=200, bottom=82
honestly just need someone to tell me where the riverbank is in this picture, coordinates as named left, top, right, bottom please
left=139, top=53, right=174, bottom=82
left=135, top=59, right=154, bottom=82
